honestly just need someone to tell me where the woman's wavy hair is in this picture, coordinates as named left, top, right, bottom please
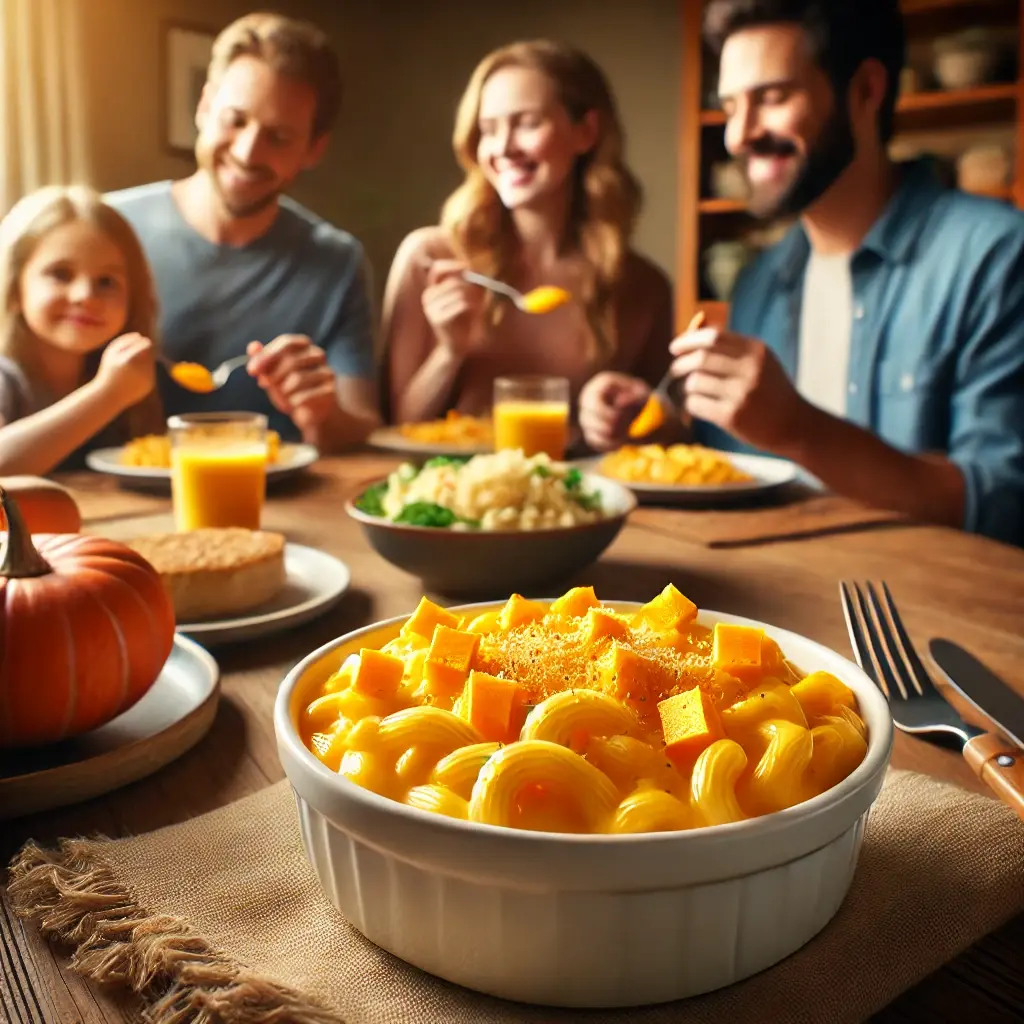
left=441, top=40, right=642, bottom=363
left=0, top=185, right=164, bottom=441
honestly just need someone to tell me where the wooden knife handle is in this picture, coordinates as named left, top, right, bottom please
left=963, top=733, right=1024, bottom=819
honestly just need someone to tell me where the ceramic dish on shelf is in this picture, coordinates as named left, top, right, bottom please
left=0, top=635, right=219, bottom=820
left=177, top=544, right=351, bottom=646
left=345, top=471, right=636, bottom=596
left=274, top=601, right=893, bottom=1008
left=579, top=451, right=800, bottom=507
left=85, top=442, right=319, bottom=490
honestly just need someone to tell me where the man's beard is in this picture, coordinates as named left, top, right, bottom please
left=199, top=146, right=282, bottom=219
left=745, top=106, right=856, bottom=220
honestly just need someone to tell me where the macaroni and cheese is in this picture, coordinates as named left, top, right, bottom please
left=600, top=444, right=752, bottom=486
left=398, top=411, right=494, bottom=447
left=301, top=586, right=868, bottom=834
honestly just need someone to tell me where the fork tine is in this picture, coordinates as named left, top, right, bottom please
left=877, top=581, right=935, bottom=697
left=840, top=581, right=892, bottom=698
left=854, top=581, right=911, bottom=700
left=863, top=582, right=919, bottom=701
left=839, top=581, right=878, bottom=686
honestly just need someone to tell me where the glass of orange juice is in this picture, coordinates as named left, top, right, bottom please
left=493, top=375, right=571, bottom=459
left=168, top=412, right=268, bottom=531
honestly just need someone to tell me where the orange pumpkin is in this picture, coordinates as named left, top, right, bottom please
left=0, top=476, right=82, bottom=534
left=0, top=486, right=176, bottom=749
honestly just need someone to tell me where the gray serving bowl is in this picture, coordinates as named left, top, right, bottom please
left=345, top=472, right=637, bottom=596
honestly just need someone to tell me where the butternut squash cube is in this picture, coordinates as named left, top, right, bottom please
left=598, top=641, right=661, bottom=700
left=659, top=687, right=724, bottom=767
left=790, top=671, right=857, bottom=722
left=549, top=586, right=601, bottom=619
left=462, top=670, right=525, bottom=742
left=637, top=583, right=698, bottom=633
left=582, top=607, right=631, bottom=645
left=402, top=597, right=461, bottom=640
left=712, top=623, right=764, bottom=676
left=497, top=594, right=548, bottom=631
left=423, top=625, right=481, bottom=696
left=351, top=648, right=405, bottom=701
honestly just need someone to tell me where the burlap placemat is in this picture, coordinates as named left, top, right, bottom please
left=634, top=495, right=905, bottom=548
left=8, top=769, right=1024, bottom=1024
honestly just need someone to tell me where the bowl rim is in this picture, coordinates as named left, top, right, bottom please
left=274, top=599, right=894, bottom=852
left=343, top=469, right=638, bottom=534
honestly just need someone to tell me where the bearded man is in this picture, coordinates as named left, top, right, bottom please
left=109, top=12, right=379, bottom=450
left=579, top=0, right=1024, bottom=546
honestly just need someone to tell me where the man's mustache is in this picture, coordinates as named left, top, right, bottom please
left=745, top=135, right=798, bottom=158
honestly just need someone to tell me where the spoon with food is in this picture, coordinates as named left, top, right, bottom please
left=626, top=311, right=705, bottom=439
left=159, top=354, right=250, bottom=394
left=460, top=270, right=572, bottom=314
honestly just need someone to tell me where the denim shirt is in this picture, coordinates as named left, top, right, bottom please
left=698, top=159, right=1024, bottom=546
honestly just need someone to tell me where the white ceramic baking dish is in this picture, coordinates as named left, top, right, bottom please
left=274, top=603, right=893, bottom=1008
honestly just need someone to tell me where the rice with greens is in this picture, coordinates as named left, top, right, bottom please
left=355, top=450, right=603, bottom=531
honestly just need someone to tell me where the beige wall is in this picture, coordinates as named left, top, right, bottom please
left=82, top=0, right=680, bottom=293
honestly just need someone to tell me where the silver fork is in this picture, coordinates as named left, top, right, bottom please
left=840, top=580, right=1024, bottom=817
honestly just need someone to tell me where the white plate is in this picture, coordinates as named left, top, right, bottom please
left=85, top=442, right=320, bottom=489
left=367, top=426, right=492, bottom=459
left=178, top=543, right=351, bottom=646
left=0, top=635, right=220, bottom=820
left=579, top=451, right=800, bottom=506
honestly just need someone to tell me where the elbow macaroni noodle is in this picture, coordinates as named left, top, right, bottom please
left=301, top=586, right=869, bottom=834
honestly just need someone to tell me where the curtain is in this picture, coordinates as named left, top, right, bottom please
left=0, top=0, right=91, bottom=214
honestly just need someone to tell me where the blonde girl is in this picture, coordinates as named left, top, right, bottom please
left=382, top=39, right=674, bottom=425
left=0, top=185, right=163, bottom=475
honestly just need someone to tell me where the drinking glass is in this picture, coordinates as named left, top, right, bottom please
left=168, top=412, right=268, bottom=531
left=492, top=375, right=571, bottom=459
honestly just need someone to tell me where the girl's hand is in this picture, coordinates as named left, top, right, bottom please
left=421, top=259, right=487, bottom=358
left=96, top=333, right=156, bottom=410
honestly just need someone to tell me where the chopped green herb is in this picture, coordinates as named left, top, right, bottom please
left=423, top=455, right=470, bottom=469
left=563, top=467, right=583, bottom=490
left=354, top=482, right=388, bottom=517
left=392, top=502, right=481, bottom=529
left=572, top=489, right=603, bottom=512
left=532, top=464, right=551, bottom=478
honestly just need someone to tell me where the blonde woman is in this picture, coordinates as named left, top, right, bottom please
left=382, top=40, right=674, bottom=426
left=0, top=186, right=164, bottom=475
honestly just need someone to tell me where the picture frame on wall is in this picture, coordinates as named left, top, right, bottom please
left=163, top=24, right=215, bottom=157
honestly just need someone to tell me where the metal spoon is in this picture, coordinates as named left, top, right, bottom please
left=159, top=354, right=249, bottom=393
left=460, top=271, right=572, bottom=315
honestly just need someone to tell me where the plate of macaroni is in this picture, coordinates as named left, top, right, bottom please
left=274, top=586, right=892, bottom=1006
left=368, top=412, right=494, bottom=458
left=85, top=434, right=319, bottom=490
left=586, top=444, right=799, bottom=505
left=345, top=450, right=636, bottom=594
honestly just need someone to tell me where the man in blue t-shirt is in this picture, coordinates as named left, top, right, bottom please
left=578, top=0, right=1024, bottom=546
left=109, top=12, right=379, bottom=450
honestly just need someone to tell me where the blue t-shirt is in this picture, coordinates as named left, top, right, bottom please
left=701, top=159, right=1024, bottom=547
left=106, top=182, right=376, bottom=441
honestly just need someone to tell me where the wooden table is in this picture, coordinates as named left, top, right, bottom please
left=3, top=454, right=1023, bottom=1023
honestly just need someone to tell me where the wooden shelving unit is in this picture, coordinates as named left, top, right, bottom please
left=677, top=0, right=1024, bottom=332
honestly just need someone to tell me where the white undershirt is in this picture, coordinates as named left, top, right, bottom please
left=797, top=250, right=853, bottom=418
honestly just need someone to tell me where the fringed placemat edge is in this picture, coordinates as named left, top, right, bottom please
left=6, top=838, right=342, bottom=1024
